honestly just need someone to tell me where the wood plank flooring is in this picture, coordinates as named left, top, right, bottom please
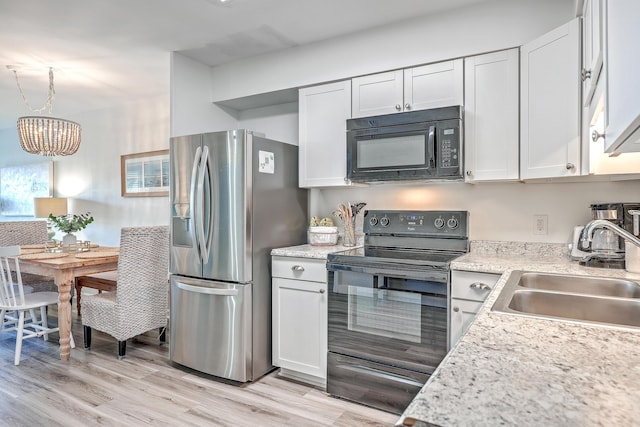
left=0, top=306, right=398, bottom=426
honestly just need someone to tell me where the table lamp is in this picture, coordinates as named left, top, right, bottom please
left=34, top=197, right=68, bottom=240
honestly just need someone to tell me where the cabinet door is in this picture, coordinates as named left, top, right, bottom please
left=299, top=81, right=352, bottom=188
left=272, top=277, right=327, bottom=381
left=351, top=70, right=404, bottom=118
left=405, top=59, right=463, bottom=112
left=582, top=0, right=603, bottom=107
left=603, top=0, right=640, bottom=153
left=451, top=270, right=500, bottom=302
left=464, top=49, right=519, bottom=181
left=450, top=298, right=483, bottom=348
left=520, top=19, right=580, bottom=180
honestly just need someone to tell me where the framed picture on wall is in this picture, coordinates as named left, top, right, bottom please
left=0, top=161, right=53, bottom=216
left=120, top=150, right=169, bottom=197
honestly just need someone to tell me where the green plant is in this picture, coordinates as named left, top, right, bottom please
left=48, top=212, right=94, bottom=234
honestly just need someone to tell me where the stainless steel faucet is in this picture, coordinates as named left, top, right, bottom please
left=581, top=219, right=640, bottom=249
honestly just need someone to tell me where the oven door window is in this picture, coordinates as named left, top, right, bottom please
left=356, top=134, right=426, bottom=168
left=348, top=286, right=422, bottom=343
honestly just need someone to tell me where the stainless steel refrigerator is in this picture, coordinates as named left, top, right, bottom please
left=169, top=129, right=308, bottom=382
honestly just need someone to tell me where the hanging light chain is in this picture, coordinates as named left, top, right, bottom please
left=12, top=67, right=56, bottom=115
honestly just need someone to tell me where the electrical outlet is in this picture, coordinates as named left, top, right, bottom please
left=533, top=214, right=548, bottom=235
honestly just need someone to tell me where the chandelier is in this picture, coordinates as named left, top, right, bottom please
left=10, top=67, right=81, bottom=156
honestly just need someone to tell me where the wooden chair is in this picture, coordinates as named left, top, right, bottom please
left=74, top=271, right=117, bottom=316
left=0, top=245, right=75, bottom=365
left=81, top=226, right=169, bottom=359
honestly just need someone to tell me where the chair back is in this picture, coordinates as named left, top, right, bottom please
left=115, top=226, right=169, bottom=310
left=0, top=246, right=26, bottom=309
left=0, top=221, right=48, bottom=246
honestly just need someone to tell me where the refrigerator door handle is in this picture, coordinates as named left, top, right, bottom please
left=176, top=281, right=239, bottom=296
left=189, top=145, right=202, bottom=258
left=195, top=145, right=210, bottom=262
left=200, top=146, right=214, bottom=261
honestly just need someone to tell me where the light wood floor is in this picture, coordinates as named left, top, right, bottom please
left=0, top=306, right=398, bottom=427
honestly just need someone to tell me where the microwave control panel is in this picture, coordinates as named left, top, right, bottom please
left=439, top=127, right=460, bottom=170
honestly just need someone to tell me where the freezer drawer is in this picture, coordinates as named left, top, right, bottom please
left=169, top=275, right=252, bottom=382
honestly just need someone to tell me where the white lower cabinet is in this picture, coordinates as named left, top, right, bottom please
left=272, top=256, right=327, bottom=388
left=450, top=270, right=500, bottom=347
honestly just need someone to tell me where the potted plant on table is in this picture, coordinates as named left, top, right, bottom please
left=48, top=212, right=94, bottom=246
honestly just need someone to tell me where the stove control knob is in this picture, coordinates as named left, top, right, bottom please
left=447, top=217, right=459, bottom=229
left=434, top=217, right=445, bottom=229
left=380, top=216, right=390, bottom=227
left=369, top=216, right=379, bottom=226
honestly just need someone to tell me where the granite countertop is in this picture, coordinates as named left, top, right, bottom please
left=271, top=243, right=361, bottom=259
left=398, top=243, right=640, bottom=426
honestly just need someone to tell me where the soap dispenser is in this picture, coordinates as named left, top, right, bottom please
left=626, top=210, right=640, bottom=273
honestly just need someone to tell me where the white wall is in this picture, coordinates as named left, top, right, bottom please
left=309, top=180, right=640, bottom=244
left=209, top=0, right=575, bottom=102
left=170, top=52, right=238, bottom=137
left=0, top=95, right=171, bottom=247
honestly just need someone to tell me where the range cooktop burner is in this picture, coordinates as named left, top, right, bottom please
left=327, top=210, right=470, bottom=269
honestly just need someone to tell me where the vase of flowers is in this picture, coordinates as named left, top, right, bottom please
left=48, top=212, right=94, bottom=246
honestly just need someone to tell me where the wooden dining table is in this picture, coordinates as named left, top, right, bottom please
left=17, top=247, right=119, bottom=361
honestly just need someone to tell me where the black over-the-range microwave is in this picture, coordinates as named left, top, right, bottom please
left=346, top=106, right=463, bottom=183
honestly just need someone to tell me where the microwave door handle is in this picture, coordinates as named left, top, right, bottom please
left=189, top=146, right=202, bottom=259
left=428, top=125, right=436, bottom=168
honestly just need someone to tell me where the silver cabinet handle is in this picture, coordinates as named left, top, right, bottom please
left=581, top=68, right=592, bottom=81
left=566, top=163, right=575, bottom=170
left=291, top=265, right=305, bottom=272
left=453, top=306, right=460, bottom=312
left=404, top=103, right=411, bottom=110
left=319, top=289, right=326, bottom=294
left=466, top=170, right=473, bottom=177
left=395, top=104, right=402, bottom=111
left=591, top=130, right=605, bottom=142
left=469, top=282, right=491, bottom=291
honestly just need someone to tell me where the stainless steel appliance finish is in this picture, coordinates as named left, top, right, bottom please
left=326, top=210, right=469, bottom=414
left=169, top=129, right=308, bottom=382
left=346, top=106, right=463, bottom=183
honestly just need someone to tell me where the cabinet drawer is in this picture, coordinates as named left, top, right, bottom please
left=451, top=270, right=500, bottom=302
left=272, top=256, right=327, bottom=282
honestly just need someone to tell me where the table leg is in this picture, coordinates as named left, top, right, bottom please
left=55, top=272, right=73, bottom=361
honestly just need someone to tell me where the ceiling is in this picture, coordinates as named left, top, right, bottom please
left=0, top=0, right=491, bottom=129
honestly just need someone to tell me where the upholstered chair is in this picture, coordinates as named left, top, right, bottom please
left=0, top=221, right=57, bottom=293
left=81, top=226, right=169, bottom=359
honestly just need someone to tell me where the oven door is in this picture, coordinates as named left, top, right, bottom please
left=326, top=262, right=449, bottom=413
left=327, top=263, right=448, bottom=373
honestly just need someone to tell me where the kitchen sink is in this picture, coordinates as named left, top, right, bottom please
left=516, top=272, right=640, bottom=298
left=492, top=271, right=640, bottom=330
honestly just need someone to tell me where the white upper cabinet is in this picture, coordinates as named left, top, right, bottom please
left=351, top=59, right=463, bottom=118
left=520, top=19, right=581, bottom=180
left=298, top=80, right=352, bottom=188
left=404, top=61, right=464, bottom=112
left=603, top=0, right=640, bottom=154
left=582, top=0, right=603, bottom=107
left=464, top=49, right=520, bottom=182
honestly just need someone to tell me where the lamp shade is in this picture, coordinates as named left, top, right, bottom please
left=34, top=197, right=68, bottom=218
